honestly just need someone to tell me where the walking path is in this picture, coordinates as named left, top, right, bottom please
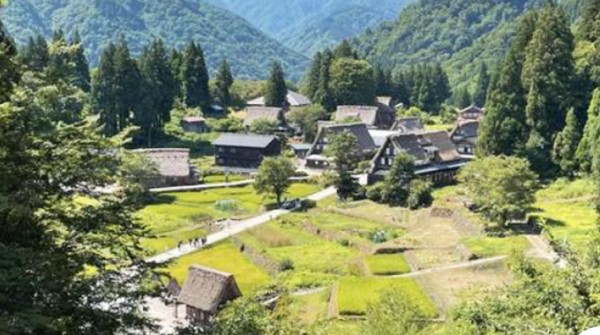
left=389, top=256, right=508, bottom=279
left=146, top=187, right=337, bottom=264
left=149, top=177, right=311, bottom=194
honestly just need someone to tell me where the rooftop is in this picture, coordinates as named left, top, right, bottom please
left=213, top=133, right=279, bottom=149
left=247, top=90, right=311, bottom=107
left=132, top=148, right=191, bottom=177
left=177, top=265, right=241, bottom=313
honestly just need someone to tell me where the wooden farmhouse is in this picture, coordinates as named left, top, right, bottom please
left=180, top=116, right=208, bottom=133
left=450, top=120, right=480, bottom=156
left=390, top=117, right=424, bottom=133
left=457, top=105, right=484, bottom=121
left=335, top=104, right=395, bottom=130
left=305, top=123, right=377, bottom=169
left=368, top=131, right=469, bottom=186
left=177, top=265, right=242, bottom=326
left=132, top=148, right=197, bottom=188
left=247, top=90, right=311, bottom=107
left=243, top=106, right=287, bottom=131
left=212, top=133, right=281, bottom=168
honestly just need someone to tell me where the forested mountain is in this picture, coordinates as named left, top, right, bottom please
left=204, top=0, right=411, bottom=55
left=0, top=0, right=309, bottom=80
left=352, top=0, right=551, bottom=88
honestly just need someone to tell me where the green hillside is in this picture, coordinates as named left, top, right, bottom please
left=0, top=0, right=310, bottom=80
left=204, top=0, right=411, bottom=55
left=352, top=0, right=549, bottom=87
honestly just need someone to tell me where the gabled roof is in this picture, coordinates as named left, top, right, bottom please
left=380, top=131, right=461, bottom=166
left=213, top=133, right=279, bottom=149
left=243, top=107, right=284, bottom=127
left=247, top=90, right=311, bottom=107
left=307, top=123, right=377, bottom=157
left=132, top=148, right=191, bottom=177
left=376, top=96, right=393, bottom=107
left=369, top=130, right=399, bottom=147
left=335, top=104, right=395, bottom=129
left=178, top=265, right=241, bottom=313
left=451, top=120, right=480, bottom=139
left=391, top=117, right=423, bottom=133
left=182, top=116, right=206, bottom=124
left=457, top=105, right=485, bottom=120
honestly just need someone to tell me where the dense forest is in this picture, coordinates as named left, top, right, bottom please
left=0, top=0, right=309, bottom=80
left=205, top=0, right=410, bottom=56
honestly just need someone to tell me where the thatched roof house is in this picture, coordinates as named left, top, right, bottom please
left=335, top=105, right=395, bottom=130
left=391, top=117, right=423, bottom=133
left=247, top=90, right=311, bottom=107
left=450, top=120, right=480, bottom=155
left=243, top=107, right=285, bottom=128
left=305, top=123, right=377, bottom=169
left=178, top=265, right=242, bottom=325
left=132, top=148, right=196, bottom=187
left=457, top=105, right=484, bottom=121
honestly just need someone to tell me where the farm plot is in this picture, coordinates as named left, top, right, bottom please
left=366, top=254, right=411, bottom=275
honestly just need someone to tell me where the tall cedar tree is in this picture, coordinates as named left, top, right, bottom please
left=373, top=64, right=392, bottom=96
left=477, top=12, right=537, bottom=157
left=69, top=31, right=91, bottom=92
left=91, top=43, right=119, bottom=135
left=46, top=31, right=76, bottom=86
left=0, top=22, right=20, bottom=103
left=0, top=68, right=156, bottom=333
left=330, top=58, right=376, bottom=106
left=473, top=62, right=490, bottom=107
left=303, top=51, right=322, bottom=101
left=114, top=39, right=143, bottom=133
left=454, top=86, right=472, bottom=109
left=392, top=71, right=411, bottom=106
left=315, top=49, right=335, bottom=112
left=19, top=35, right=49, bottom=72
left=215, top=58, right=234, bottom=108
left=263, top=61, right=288, bottom=107
left=181, top=42, right=211, bottom=112
left=578, top=0, right=600, bottom=42
left=333, top=40, right=357, bottom=59
left=169, top=49, right=183, bottom=98
left=577, top=88, right=600, bottom=172
left=523, top=3, right=575, bottom=148
left=431, top=63, right=451, bottom=112
left=553, top=108, right=581, bottom=177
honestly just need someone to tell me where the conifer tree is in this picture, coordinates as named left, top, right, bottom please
left=180, top=41, right=211, bottom=112
left=577, top=89, right=600, bottom=172
left=303, top=51, right=322, bottom=101
left=215, top=58, right=234, bottom=108
left=91, top=43, right=118, bottom=135
left=0, top=21, right=20, bottom=103
left=263, top=61, right=288, bottom=107
left=431, top=63, right=451, bottom=111
left=19, top=35, right=49, bottom=72
left=69, top=30, right=91, bottom=92
left=315, top=49, right=335, bottom=112
left=114, top=39, right=143, bottom=132
left=333, top=40, right=356, bottom=59
left=373, top=64, right=391, bottom=96
left=553, top=109, right=581, bottom=176
left=454, top=86, right=472, bottom=109
left=522, top=3, right=575, bottom=174
left=392, top=71, right=410, bottom=106
left=578, top=0, right=600, bottom=42
left=473, top=62, right=490, bottom=107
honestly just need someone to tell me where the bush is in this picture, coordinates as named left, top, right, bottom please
left=366, top=182, right=385, bottom=202
left=299, top=199, right=317, bottom=211
left=279, top=258, right=295, bottom=272
left=407, top=180, right=433, bottom=210
left=214, top=199, right=239, bottom=212
left=338, top=239, right=352, bottom=247
left=370, top=230, right=388, bottom=244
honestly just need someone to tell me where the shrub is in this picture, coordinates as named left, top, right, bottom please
left=407, top=180, right=433, bottom=210
left=338, top=239, right=352, bottom=247
left=279, top=258, right=295, bottom=272
left=300, top=199, right=317, bottom=211
left=214, top=199, right=239, bottom=212
left=366, top=182, right=385, bottom=202
left=370, top=230, right=388, bottom=244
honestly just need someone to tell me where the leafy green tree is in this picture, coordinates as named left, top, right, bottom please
left=181, top=41, right=211, bottom=112
left=472, top=62, right=490, bottom=107
left=254, top=157, right=295, bottom=206
left=325, top=131, right=362, bottom=200
left=333, top=39, right=357, bottom=59
left=0, top=20, right=20, bottom=103
left=287, top=104, right=327, bottom=142
left=523, top=3, right=575, bottom=167
left=249, top=118, right=279, bottom=135
left=363, top=288, right=428, bottom=335
left=454, top=86, right=472, bottom=109
left=577, top=88, right=600, bottom=172
left=69, top=30, right=91, bottom=92
left=263, top=61, right=288, bottom=107
left=315, top=49, right=336, bottom=112
left=0, top=86, right=155, bottom=333
left=553, top=109, right=581, bottom=177
left=407, top=179, right=433, bottom=210
left=373, top=64, right=392, bottom=96
left=430, top=63, right=451, bottom=111
left=578, top=0, right=600, bottom=42
left=382, top=153, right=415, bottom=206
left=215, top=58, right=234, bottom=108
left=330, top=58, right=376, bottom=106
left=19, top=34, right=49, bottom=72
left=459, top=156, right=538, bottom=226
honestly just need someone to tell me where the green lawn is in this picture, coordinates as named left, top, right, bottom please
left=462, top=236, right=530, bottom=258
left=288, top=290, right=330, bottom=324
left=532, top=178, right=598, bottom=249
left=166, top=240, right=270, bottom=294
left=202, top=174, right=248, bottom=183
left=337, top=277, right=437, bottom=316
left=366, top=254, right=411, bottom=275
left=139, top=183, right=320, bottom=254
left=239, top=221, right=361, bottom=288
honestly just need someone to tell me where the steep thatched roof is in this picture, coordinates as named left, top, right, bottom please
left=132, top=148, right=191, bottom=177
left=391, top=117, right=423, bottom=133
left=177, top=265, right=242, bottom=313
left=335, top=105, right=395, bottom=129
left=387, top=131, right=461, bottom=165
left=243, top=107, right=284, bottom=127
left=451, top=120, right=480, bottom=141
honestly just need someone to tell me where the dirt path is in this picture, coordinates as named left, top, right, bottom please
left=388, top=256, right=507, bottom=279
left=146, top=187, right=337, bottom=264
left=327, top=283, right=339, bottom=319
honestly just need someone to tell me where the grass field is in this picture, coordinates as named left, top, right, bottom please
left=336, top=277, right=437, bottom=316
left=462, top=236, right=531, bottom=258
left=366, top=254, right=411, bottom=275
left=166, top=241, right=270, bottom=294
left=288, top=290, right=330, bottom=324
left=139, top=183, right=320, bottom=254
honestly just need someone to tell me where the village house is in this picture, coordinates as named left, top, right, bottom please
left=180, top=116, right=208, bottom=133
left=305, top=123, right=377, bottom=169
left=177, top=265, right=242, bottom=327
left=369, top=129, right=400, bottom=148
left=450, top=120, right=480, bottom=156
left=369, top=131, right=469, bottom=186
left=335, top=104, right=395, bottom=130
left=243, top=106, right=287, bottom=131
left=247, top=90, right=311, bottom=107
left=290, top=143, right=312, bottom=159
left=133, top=148, right=197, bottom=188
left=213, top=133, right=281, bottom=168
left=390, top=117, right=424, bottom=133
left=457, top=105, right=484, bottom=121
